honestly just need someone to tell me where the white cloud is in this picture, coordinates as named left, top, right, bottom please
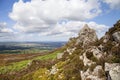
left=103, top=0, right=120, bottom=9
left=8, top=0, right=110, bottom=41
left=40, top=21, right=109, bottom=39
left=9, top=21, right=109, bottom=41
left=9, top=0, right=101, bottom=33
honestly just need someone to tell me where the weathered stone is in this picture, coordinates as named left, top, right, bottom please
left=81, top=65, right=106, bottom=80
left=50, top=66, right=59, bottom=74
left=105, top=63, right=120, bottom=80
left=112, top=31, right=120, bottom=43
left=109, top=66, right=120, bottom=80
left=66, top=48, right=76, bottom=55
left=76, top=24, right=98, bottom=48
left=57, top=53, right=64, bottom=59
left=103, top=35, right=110, bottom=43
left=105, top=63, right=120, bottom=71
left=90, top=46, right=103, bottom=59
left=80, top=53, right=95, bottom=66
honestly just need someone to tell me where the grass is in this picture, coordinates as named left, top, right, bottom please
left=0, top=50, right=62, bottom=74
left=34, top=50, right=61, bottom=60
left=0, top=49, right=50, bottom=54
left=0, top=60, right=30, bottom=74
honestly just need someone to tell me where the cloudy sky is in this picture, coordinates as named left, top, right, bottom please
left=0, top=0, right=120, bottom=41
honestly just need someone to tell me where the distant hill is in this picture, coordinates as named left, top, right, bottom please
left=0, top=42, right=66, bottom=50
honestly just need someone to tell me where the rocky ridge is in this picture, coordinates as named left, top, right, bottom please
left=1, top=20, right=120, bottom=80
left=55, top=20, right=120, bottom=80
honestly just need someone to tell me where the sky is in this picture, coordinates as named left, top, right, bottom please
left=0, top=0, right=120, bottom=42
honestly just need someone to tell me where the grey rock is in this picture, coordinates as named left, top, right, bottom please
left=112, top=31, right=120, bottom=43
left=109, top=66, right=120, bottom=80
left=81, top=65, right=106, bottom=80
left=50, top=66, right=59, bottom=74
left=76, top=24, right=98, bottom=48
left=103, top=35, right=110, bottom=43
left=57, top=53, right=64, bottom=59
left=105, top=63, right=120, bottom=80
left=105, top=63, right=120, bottom=71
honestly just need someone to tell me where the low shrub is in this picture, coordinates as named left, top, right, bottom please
left=89, top=63, right=97, bottom=71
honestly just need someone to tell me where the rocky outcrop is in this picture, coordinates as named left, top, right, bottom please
left=48, top=22, right=120, bottom=80
left=76, top=24, right=98, bottom=48
left=105, top=63, right=120, bottom=80
left=81, top=65, right=106, bottom=80
left=6, top=21, right=119, bottom=80
left=105, top=63, right=120, bottom=71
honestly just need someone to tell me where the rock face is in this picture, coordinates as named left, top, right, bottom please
left=112, top=31, right=120, bottom=43
left=105, top=63, right=120, bottom=80
left=76, top=24, right=98, bottom=48
left=81, top=65, right=106, bottom=80
left=109, top=66, right=120, bottom=80
left=103, top=35, right=110, bottom=43
left=24, top=22, right=120, bottom=80
left=80, top=52, right=95, bottom=66
left=56, top=24, right=113, bottom=80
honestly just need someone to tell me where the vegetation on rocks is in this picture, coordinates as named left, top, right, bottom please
left=0, top=20, right=120, bottom=80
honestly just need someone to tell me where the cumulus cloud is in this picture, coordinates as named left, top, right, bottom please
left=103, top=0, right=120, bottom=9
left=8, top=0, right=110, bottom=41
left=43, top=21, right=109, bottom=38
left=9, top=0, right=101, bottom=33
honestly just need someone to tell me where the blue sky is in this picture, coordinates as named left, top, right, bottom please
left=0, top=0, right=120, bottom=41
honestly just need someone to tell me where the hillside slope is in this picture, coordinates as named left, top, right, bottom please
left=0, top=20, right=120, bottom=80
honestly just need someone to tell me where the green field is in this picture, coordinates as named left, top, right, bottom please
left=0, top=50, right=62, bottom=74
left=0, top=48, right=49, bottom=54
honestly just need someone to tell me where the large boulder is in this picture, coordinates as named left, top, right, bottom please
left=81, top=65, right=106, bottom=80
left=110, top=66, right=120, bottom=80
left=105, top=63, right=120, bottom=80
